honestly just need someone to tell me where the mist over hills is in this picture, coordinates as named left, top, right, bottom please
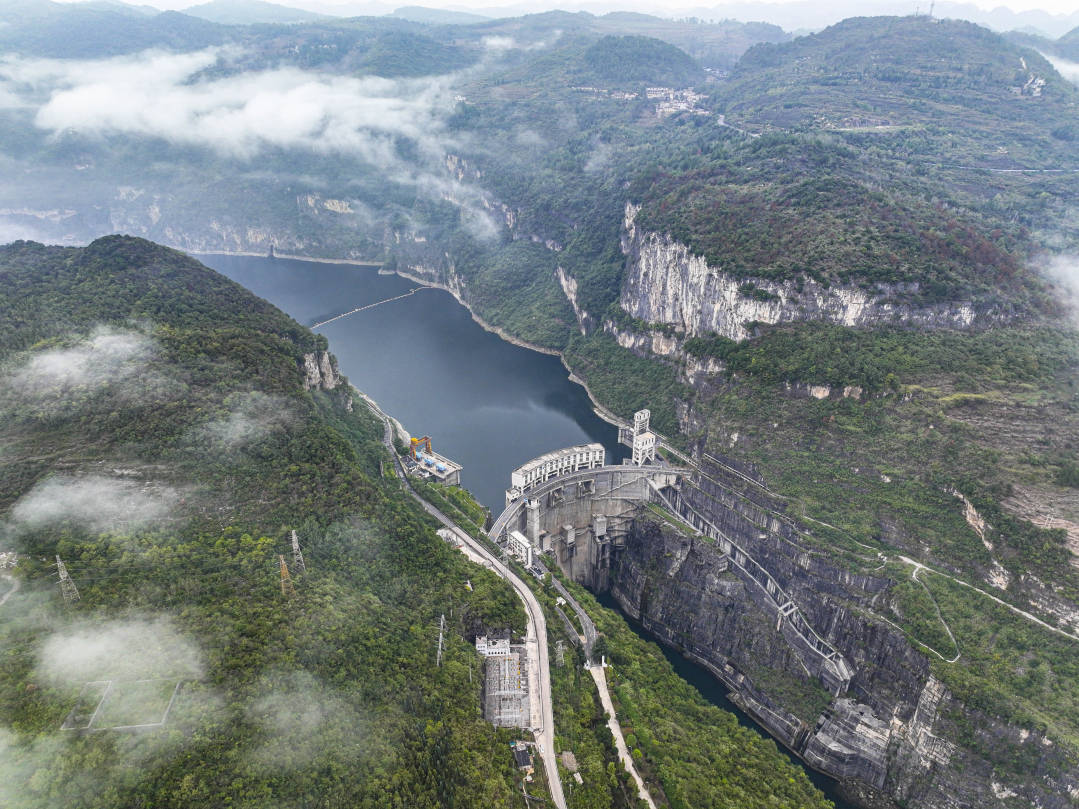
left=2, top=5, right=1079, bottom=809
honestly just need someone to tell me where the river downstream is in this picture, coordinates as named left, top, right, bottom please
left=202, top=252, right=854, bottom=809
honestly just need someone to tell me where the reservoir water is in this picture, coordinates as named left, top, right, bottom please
left=203, top=253, right=854, bottom=808
left=199, top=254, right=626, bottom=511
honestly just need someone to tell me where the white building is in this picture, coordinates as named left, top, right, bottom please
left=476, top=634, right=513, bottom=657
left=508, top=443, right=605, bottom=496
left=507, top=530, right=534, bottom=568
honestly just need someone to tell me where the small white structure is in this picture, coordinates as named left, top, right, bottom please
left=476, top=634, right=513, bottom=657
left=630, top=409, right=657, bottom=466
left=508, top=530, right=534, bottom=568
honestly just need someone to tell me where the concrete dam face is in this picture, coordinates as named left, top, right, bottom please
left=488, top=440, right=1060, bottom=809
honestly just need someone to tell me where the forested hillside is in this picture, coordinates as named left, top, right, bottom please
left=0, top=237, right=528, bottom=808
left=0, top=237, right=837, bottom=809
left=3, top=8, right=1079, bottom=807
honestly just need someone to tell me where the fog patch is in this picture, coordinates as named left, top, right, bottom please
left=8, top=475, right=181, bottom=535
left=0, top=49, right=510, bottom=233
left=0, top=616, right=210, bottom=808
left=585, top=141, right=613, bottom=173
left=1043, top=53, right=1079, bottom=86
left=0, top=218, right=50, bottom=243
left=1043, top=254, right=1079, bottom=324
left=8, top=327, right=154, bottom=395
left=247, top=670, right=367, bottom=769
left=0, top=727, right=99, bottom=809
left=37, top=615, right=203, bottom=684
left=0, top=326, right=184, bottom=419
left=483, top=35, right=518, bottom=51
left=197, top=392, right=295, bottom=450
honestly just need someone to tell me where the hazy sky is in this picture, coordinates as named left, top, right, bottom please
left=47, top=0, right=1079, bottom=15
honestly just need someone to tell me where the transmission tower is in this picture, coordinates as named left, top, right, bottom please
left=291, top=530, right=306, bottom=574
left=55, top=555, right=80, bottom=603
left=436, top=613, right=446, bottom=667
left=555, top=639, right=565, bottom=668
left=278, top=554, right=295, bottom=598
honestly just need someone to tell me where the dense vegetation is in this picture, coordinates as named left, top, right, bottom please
left=0, top=238, right=847, bottom=809
left=4, top=7, right=1079, bottom=804
left=0, top=238, right=529, bottom=808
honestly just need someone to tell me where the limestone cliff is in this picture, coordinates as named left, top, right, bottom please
left=609, top=457, right=1079, bottom=809
left=301, top=351, right=340, bottom=392
left=619, top=203, right=980, bottom=341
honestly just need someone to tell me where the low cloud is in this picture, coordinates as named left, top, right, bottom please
left=1043, top=53, right=1079, bottom=86
left=0, top=49, right=510, bottom=240
left=7, top=326, right=155, bottom=397
left=1043, top=254, right=1079, bottom=324
left=36, top=616, right=204, bottom=684
left=247, top=670, right=367, bottom=769
left=0, top=617, right=209, bottom=808
left=8, top=475, right=181, bottom=535
left=196, top=392, right=295, bottom=450
left=0, top=326, right=183, bottom=419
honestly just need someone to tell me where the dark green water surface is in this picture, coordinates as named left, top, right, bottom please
left=199, top=254, right=626, bottom=511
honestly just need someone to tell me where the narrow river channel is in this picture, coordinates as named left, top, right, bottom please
left=202, top=253, right=856, bottom=808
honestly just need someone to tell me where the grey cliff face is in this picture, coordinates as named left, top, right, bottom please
left=301, top=351, right=341, bottom=392
left=608, top=456, right=1079, bottom=809
left=618, top=202, right=980, bottom=341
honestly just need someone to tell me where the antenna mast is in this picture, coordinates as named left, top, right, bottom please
left=291, top=530, right=306, bottom=574
left=279, top=554, right=295, bottom=598
left=56, top=555, right=80, bottom=603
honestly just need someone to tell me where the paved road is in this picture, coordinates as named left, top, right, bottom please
left=550, top=576, right=596, bottom=660
left=368, top=400, right=568, bottom=809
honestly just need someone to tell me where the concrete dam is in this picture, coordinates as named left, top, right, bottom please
left=486, top=411, right=982, bottom=804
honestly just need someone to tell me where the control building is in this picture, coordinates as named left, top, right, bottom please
left=506, top=443, right=604, bottom=506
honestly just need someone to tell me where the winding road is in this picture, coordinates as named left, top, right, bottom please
left=365, top=395, right=567, bottom=809
left=547, top=573, right=657, bottom=809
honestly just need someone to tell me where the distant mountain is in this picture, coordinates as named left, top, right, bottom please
left=389, top=5, right=490, bottom=25
left=683, top=0, right=1079, bottom=39
left=183, top=0, right=327, bottom=25
left=460, top=10, right=788, bottom=69
left=719, top=15, right=1079, bottom=159
left=0, top=6, right=230, bottom=57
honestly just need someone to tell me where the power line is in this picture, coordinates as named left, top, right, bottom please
left=278, top=555, right=295, bottom=598
left=291, top=530, right=306, bottom=575
left=55, top=555, right=80, bottom=603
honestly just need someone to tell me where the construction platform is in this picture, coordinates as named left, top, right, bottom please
left=403, top=435, right=462, bottom=485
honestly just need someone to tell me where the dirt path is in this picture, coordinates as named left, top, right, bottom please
left=589, top=665, right=657, bottom=809
left=0, top=574, right=20, bottom=608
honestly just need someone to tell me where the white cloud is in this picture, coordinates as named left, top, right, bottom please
left=0, top=326, right=184, bottom=419
left=0, top=48, right=515, bottom=241
left=1043, top=53, right=1079, bottom=86
left=247, top=670, right=367, bottom=769
left=1044, top=254, right=1079, bottom=322
left=196, top=392, right=294, bottom=450
left=36, top=616, right=204, bottom=684
left=7, top=327, right=156, bottom=396
left=1, top=49, right=458, bottom=165
left=9, top=475, right=181, bottom=534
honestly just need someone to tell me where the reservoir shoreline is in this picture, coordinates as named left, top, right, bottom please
left=185, top=246, right=631, bottom=435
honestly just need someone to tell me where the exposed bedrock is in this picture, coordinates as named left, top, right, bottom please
left=618, top=202, right=982, bottom=341
left=606, top=457, right=1079, bottom=809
